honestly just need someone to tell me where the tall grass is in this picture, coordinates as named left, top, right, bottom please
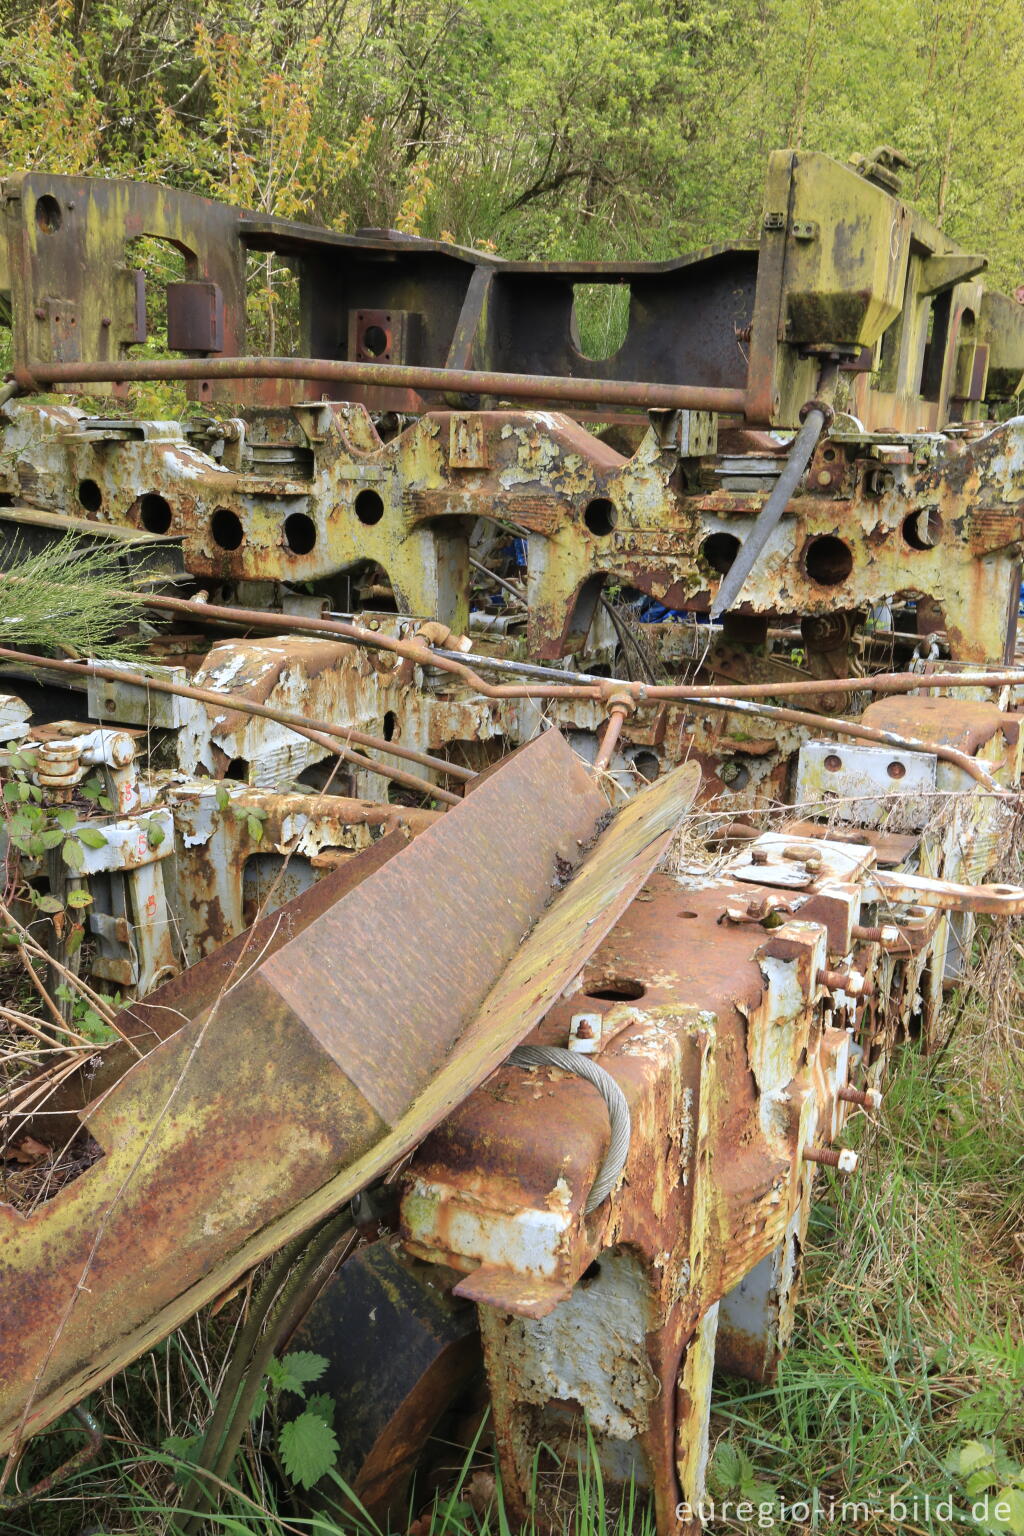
left=710, top=997, right=1024, bottom=1532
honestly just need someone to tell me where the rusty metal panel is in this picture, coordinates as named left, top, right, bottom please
left=166, top=281, right=224, bottom=353
left=0, top=732, right=699, bottom=1452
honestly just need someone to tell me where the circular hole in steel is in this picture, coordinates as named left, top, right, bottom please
left=822, top=447, right=837, bottom=462
left=804, top=534, right=853, bottom=586
left=383, top=711, right=397, bottom=742
left=700, top=531, right=741, bottom=574
left=77, top=478, right=102, bottom=512
left=901, top=509, right=942, bottom=550
left=719, top=758, right=750, bottom=792
left=583, top=497, right=616, bottom=536
left=137, top=493, right=172, bottom=534
left=583, top=978, right=646, bottom=1001
left=887, top=760, right=907, bottom=779
left=631, top=750, right=660, bottom=782
left=211, top=507, right=244, bottom=550
left=35, top=194, right=62, bottom=233
left=362, top=324, right=389, bottom=357
left=284, top=511, right=317, bottom=554
left=354, top=489, right=385, bottom=525
left=823, top=753, right=843, bottom=772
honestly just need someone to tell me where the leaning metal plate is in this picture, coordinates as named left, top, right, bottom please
left=793, top=741, right=937, bottom=830
left=0, top=735, right=698, bottom=1451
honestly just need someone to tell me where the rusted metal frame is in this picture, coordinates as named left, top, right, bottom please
left=9, top=357, right=749, bottom=417
left=0, top=736, right=684, bottom=1452
left=0, top=648, right=461, bottom=805
left=78, top=592, right=1014, bottom=788
left=0, top=579, right=474, bottom=784
left=445, top=266, right=494, bottom=370
left=697, top=696, right=1001, bottom=792
left=696, top=698, right=1003, bottom=793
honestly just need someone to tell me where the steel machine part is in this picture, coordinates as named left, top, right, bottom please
left=1, top=142, right=1023, bottom=1532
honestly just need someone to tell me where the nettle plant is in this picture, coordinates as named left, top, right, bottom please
left=164, top=1349, right=340, bottom=1494
left=1, top=747, right=161, bottom=1033
left=215, top=784, right=268, bottom=844
left=3, top=746, right=105, bottom=927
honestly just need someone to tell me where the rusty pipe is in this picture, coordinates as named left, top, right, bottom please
left=24, top=585, right=1012, bottom=788
left=49, top=577, right=1022, bottom=711
left=10, top=356, right=750, bottom=417
left=0, top=579, right=474, bottom=782
left=0, top=648, right=460, bottom=805
left=710, top=395, right=832, bottom=618
left=592, top=697, right=633, bottom=774
left=102, top=587, right=1024, bottom=714
left=432, top=646, right=1024, bottom=706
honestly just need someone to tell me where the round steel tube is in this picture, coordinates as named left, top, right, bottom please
left=17, top=575, right=1021, bottom=709
left=18, top=584, right=1012, bottom=790
left=593, top=703, right=630, bottom=774
left=11, top=356, right=749, bottom=416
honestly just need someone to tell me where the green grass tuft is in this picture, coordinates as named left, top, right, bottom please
left=0, top=535, right=145, bottom=658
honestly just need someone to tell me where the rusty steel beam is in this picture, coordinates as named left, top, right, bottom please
left=10, top=356, right=750, bottom=417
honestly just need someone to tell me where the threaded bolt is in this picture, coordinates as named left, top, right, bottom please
left=838, top=1084, right=882, bottom=1111
left=804, top=1144, right=858, bottom=1173
left=820, top=966, right=873, bottom=997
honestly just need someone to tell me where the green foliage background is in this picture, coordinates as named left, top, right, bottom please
left=2, top=0, right=1024, bottom=284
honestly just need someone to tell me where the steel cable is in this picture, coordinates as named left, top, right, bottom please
left=509, top=1045, right=631, bottom=1211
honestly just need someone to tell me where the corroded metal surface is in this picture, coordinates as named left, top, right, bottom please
left=6, top=152, right=1023, bottom=428
left=5, top=148, right=1024, bottom=657
left=2, top=137, right=1024, bottom=1534
left=0, top=729, right=603, bottom=1448
left=399, top=712, right=1023, bottom=1528
left=0, top=734, right=702, bottom=1452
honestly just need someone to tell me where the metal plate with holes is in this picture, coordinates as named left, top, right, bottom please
left=728, top=832, right=875, bottom=889
left=794, top=742, right=937, bottom=830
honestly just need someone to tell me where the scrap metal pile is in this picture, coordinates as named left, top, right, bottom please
left=2, top=144, right=1024, bottom=1528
